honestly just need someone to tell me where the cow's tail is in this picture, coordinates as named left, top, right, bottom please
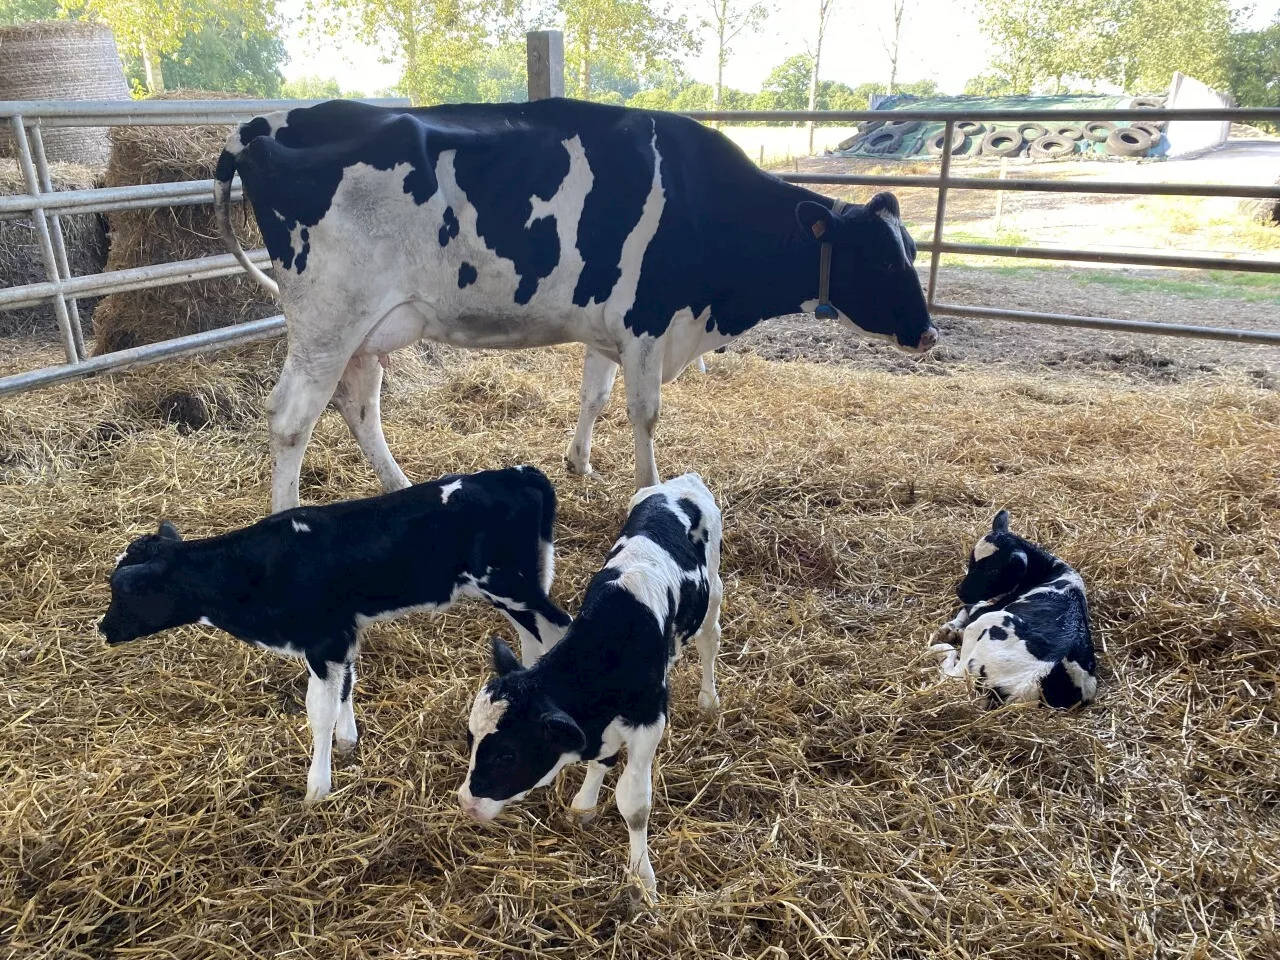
left=215, top=126, right=280, bottom=298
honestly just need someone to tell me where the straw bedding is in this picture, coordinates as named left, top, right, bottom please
left=92, top=91, right=276, bottom=355
left=1, top=342, right=1278, bottom=958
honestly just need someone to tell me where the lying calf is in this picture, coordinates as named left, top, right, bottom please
left=99, top=465, right=572, bottom=804
left=930, top=510, right=1098, bottom=708
left=458, top=473, right=723, bottom=899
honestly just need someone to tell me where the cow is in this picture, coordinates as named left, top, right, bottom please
left=929, top=510, right=1099, bottom=708
left=214, top=98, right=938, bottom=512
left=457, top=472, right=723, bottom=900
left=98, top=465, right=573, bottom=805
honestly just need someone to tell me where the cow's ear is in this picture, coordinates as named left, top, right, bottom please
left=867, top=191, right=901, bottom=218
left=541, top=707, right=585, bottom=754
left=157, top=520, right=182, bottom=541
left=796, top=200, right=836, bottom=241
left=992, top=509, right=1010, bottom=536
left=491, top=635, right=523, bottom=677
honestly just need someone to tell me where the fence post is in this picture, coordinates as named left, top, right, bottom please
left=926, top=119, right=955, bottom=308
left=527, top=30, right=565, bottom=101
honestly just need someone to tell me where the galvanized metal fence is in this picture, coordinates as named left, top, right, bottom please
left=0, top=98, right=1277, bottom=398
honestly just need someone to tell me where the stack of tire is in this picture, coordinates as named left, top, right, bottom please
left=838, top=95, right=1168, bottom=161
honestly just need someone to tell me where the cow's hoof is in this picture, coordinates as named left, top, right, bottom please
left=334, top=737, right=358, bottom=757
left=303, top=784, right=330, bottom=808
left=698, top=690, right=720, bottom=714
left=564, top=455, right=593, bottom=477
left=569, top=805, right=598, bottom=826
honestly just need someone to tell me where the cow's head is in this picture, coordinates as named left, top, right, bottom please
left=796, top=192, right=937, bottom=352
left=956, top=510, right=1028, bottom=605
left=99, top=521, right=187, bottom=645
left=457, top=636, right=585, bottom=822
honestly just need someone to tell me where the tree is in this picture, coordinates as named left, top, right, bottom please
left=693, top=0, right=770, bottom=111
left=805, top=0, right=838, bottom=151
left=65, top=0, right=277, bottom=93
left=0, top=0, right=62, bottom=24
left=303, top=0, right=517, bottom=105
left=281, top=75, right=344, bottom=99
left=1111, top=0, right=1231, bottom=92
left=1225, top=12, right=1279, bottom=123
left=880, top=0, right=911, bottom=94
left=123, top=10, right=285, bottom=96
left=556, top=0, right=696, bottom=101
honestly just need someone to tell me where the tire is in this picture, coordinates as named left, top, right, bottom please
left=836, top=134, right=860, bottom=151
left=956, top=120, right=985, bottom=137
left=857, top=119, right=887, bottom=135
left=926, top=128, right=968, bottom=155
left=1130, top=120, right=1165, bottom=140
left=1050, top=123, right=1084, bottom=140
left=861, top=129, right=903, bottom=155
left=1017, top=122, right=1048, bottom=142
left=883, top=119, right=923, bottom=135
left=1105, top=126, right=1155, bottom=157
left=1083, top=120, right=1116, bottom=143
left=1130, top=96, right=1166, bottom=109
left=980, top=128, right=1024, bottom=157
left=1028, top=134, right=1077, bottom=159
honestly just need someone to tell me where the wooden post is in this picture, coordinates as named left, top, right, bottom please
left=994, top=157, right=1008, bottom=231
left=527, top=30, right=565, bottom=101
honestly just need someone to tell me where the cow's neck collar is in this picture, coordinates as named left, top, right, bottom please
left=814, top=198, right=850, bottom=321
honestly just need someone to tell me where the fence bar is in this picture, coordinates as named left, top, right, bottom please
left=0, top=178, right=245, bottom=219
left=0, top=97, right=409, bottom=124
left=0, top=249, right=273, bottom=310
left=0, top=315, right=287, bottom=396
left=30, top=124, right=87, bottom=359
left=10, top=115, right=79, bottom=363
left=930, top=301, right=1280, bottom=346
left=781, top=172, right=1280, bottom=200
left=682, top=107, right=1280, bottom=123
left=927, top=241, right=1280, bottom=274
left=926, top=120, right=954, bottom=306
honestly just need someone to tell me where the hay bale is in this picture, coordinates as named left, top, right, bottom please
left=93, top=90, right=277, bottom=355
left=0, top=158, right=107, bottom=338
left=0, top=21, right=130, bottom=168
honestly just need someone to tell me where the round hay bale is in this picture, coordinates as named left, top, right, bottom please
left=93, top=90, right=278, bottom=355
left=0, top=22, right=130, bottom=168
left=0, top=158, right=107, bottom=339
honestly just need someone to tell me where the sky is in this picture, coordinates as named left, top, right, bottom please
left=278, top=0, right=1279, bottom=97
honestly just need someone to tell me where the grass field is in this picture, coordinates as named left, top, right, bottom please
left=2, top=342, right=1278, bottom=958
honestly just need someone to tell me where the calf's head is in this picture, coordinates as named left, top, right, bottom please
left=956, top=510, right=1028, bottom=605
left=796, top=192, right=937, bottom=353
left=457, top=636, right=585, bottom=822
left=99, top=521, right=187, bottom=645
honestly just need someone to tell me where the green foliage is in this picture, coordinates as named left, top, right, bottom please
left=973, top=0, right=1233, bottom=93
left=759, top=54, right=883, bottom=112
left=964, top=71, right=1018, bottom=96
left=557, top=0, right=696, bottom=99
left=1225, top=13, right=1280, bottom=113
left=0, top=0, right=62, bottom=24
left=123, top=9, right=285, bottom=96
left=281, top=75, right=343, bottom=99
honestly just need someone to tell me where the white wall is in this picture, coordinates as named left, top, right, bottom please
left=1164, top=71, right=1234, bottom=159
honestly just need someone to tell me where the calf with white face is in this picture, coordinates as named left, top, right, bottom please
left=457, top=472, right=723, bottom=899
left=931, top=510, right=1098, bottom=708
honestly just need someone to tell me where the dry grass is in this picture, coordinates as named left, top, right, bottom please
left=2, top=341, right=1279, bottom=958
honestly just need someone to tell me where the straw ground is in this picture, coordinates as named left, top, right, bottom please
left=1, top=340, right=1278, bottom=958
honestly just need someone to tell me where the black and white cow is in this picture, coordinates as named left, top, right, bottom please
left=98, top=466, right=572, bottom=805
left=457, top=472, right=722, bottom=899
left=930, top=510, right=1098, bottom=708
left=214, top=98, right=938, bottom=511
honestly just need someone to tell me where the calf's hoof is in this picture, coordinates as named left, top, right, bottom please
left=697, top=690, right=720, bottom=714
left=303, top=784, right=331, bottom=808
left=930, top=625, right=962, bottom=647
left=334, top=737, right=358, bottom=757
left=568, top=805, right=598, bottom=826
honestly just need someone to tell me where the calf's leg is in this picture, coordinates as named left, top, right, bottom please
left=334, top=661, right=358, bottom=755
left=331, top=356, right=411, bottom=494
left=616, top=720, right=665, bottom=899
left=303, top=659, right=346, bottom=805
left=570, top=754, right=617, bottom=823
left=566, top=347, right=619, bottom=476
left=480, top=575, right=572, bottom=666
left=693, top=574, right=723, bottom=714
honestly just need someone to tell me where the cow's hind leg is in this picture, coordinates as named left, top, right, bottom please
left=566, top=347, right=619, bottom=477
left=332, top=355, right=411, bottom=494
left=622, top=342, right=663, bottom=490
left=268, top=349, right=348, bottom=513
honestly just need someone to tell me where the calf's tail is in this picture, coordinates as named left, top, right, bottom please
left=214, top=129, right=280, bottom=298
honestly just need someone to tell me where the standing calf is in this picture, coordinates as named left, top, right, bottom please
left=99, top=466, right=572, bottom=804
left=930, top=510, right=1098, bottom=708
left=457, top=473, right=723, bottom=899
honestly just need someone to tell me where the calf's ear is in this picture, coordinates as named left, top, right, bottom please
left=1007, top=549, right=1028, bottom=580
left=157, top=520, right=182, bottom=541
left=541, top=708, right=585, bottom=755
left=992, top=510, right=1010, bottom=535
left=490, top=635, right=523, bottom=677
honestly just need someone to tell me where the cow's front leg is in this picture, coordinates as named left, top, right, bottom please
left=566, top=347, right=619, bottom=476
left=616, top=720, right=664, bottom=899
left=331, top=355, right=411, bottom=494
left=622, top=343, right=663, bottom=490
left=268, top=350, right=348, bottom=512
left=303, top=658, right=346, bottom=805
